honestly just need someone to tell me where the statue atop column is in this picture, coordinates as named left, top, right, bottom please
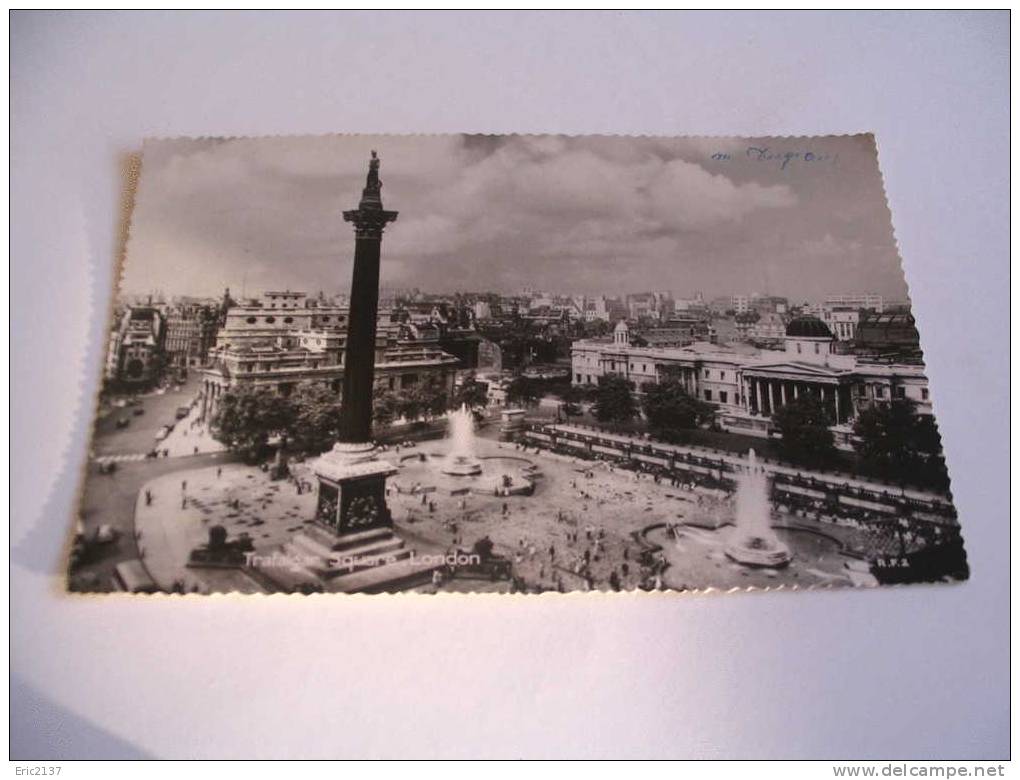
left=345, top=151, right=397, bottom=235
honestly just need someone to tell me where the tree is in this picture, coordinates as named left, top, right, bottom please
left=559, top=384, right=585, bottom=417
left=453, top=372, right=489, bottom=412
left=506, top=376, right=542, bottom=408
left=771, top=394, right=836, bottom=466
left=417, top=375, right=450, bottom=421
left=641, top=379, right=714, bottom=443
left=593, top=374, right=637, bottom=424
left=211, top=384, right=294, bottom=461
left=397, top=376, right=449, bottom=424
left=287, top=382, right=343, bottom=454
left=373, top=386, right=402, bottom=429
left=853, top=400, right=949, bottom=489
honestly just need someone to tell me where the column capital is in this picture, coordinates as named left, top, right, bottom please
left=343, top=208, right=399, bottom=238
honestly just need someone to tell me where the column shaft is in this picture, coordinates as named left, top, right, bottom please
left=338, top=235, right=383, bottom=443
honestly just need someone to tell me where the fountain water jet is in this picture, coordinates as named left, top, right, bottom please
left=442, top=404, right=483, bottom=476
left=724, top=448, right=792, bottom=568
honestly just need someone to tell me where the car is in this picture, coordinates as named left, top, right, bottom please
left=155, top=425, right=171, bottom=441
left=132, top=407, right=145, bottom=416
left=175, top=406, right=189, bottom=420
left=115, top=417, right=130, bottom=429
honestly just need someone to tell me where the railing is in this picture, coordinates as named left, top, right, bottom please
left=522, top=421, right=956, bottom=520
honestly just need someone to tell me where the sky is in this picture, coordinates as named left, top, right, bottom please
left=121, top=133, right=911, bottom=303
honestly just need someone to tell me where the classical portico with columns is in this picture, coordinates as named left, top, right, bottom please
left=739, top=364, right=854, bottom=424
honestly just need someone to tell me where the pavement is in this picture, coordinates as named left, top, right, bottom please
left=72, top=450, right=237, bottom=591
left=133, top=462, right=318, bottom=592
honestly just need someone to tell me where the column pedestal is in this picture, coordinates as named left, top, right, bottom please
left=312, top=441, right=397, bottom=536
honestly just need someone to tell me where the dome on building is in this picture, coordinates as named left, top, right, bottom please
left=614, top=319, right=629, bottom=332
left=785, top=315, right=833, bottom=339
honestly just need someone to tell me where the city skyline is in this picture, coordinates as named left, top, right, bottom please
left=121, top=285, right=903, bottom=308
left=122, top=134, right=911, bottom=302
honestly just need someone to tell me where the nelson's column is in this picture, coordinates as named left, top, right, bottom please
left=312, top=151, right=399, bottom=536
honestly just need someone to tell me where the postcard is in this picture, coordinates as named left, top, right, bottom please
left=70, top=134, right=967, bottom=595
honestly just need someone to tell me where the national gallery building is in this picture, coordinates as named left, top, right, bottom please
left=571, top=315, right=932, bottom=448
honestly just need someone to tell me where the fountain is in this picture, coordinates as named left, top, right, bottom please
left=395, top=403, right=536, bottom=496
left=442, top=404, right=483, bottom=476
left=724, top=448, right=792, bottom=568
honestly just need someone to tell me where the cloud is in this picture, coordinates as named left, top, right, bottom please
left=121, top=134, right=905, bottom=301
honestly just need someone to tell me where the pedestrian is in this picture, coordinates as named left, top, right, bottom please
left=144, top=489, right=152, bottom=506
left=549, top=544, right=555, bottom=560
left=181, top=496, right=187, bottom=509
left=216, top=467, right=222, bottom=479
left=181, top=480, right=187, bottom=492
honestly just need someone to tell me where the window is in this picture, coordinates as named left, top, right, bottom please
left=265, top=316, right=276, bottom=324
left=719, top=391, right=728, bottom=404
left=896, top=386, right=906, bottom=400
left=921, top=388, right=929, bottom=401
left=704, top=369, right=710, bottom=379
left=704, top=390, right=712, bottom=401
left=720, top=371, right=726, bottom=380
left=875, top=386, right=885, bottom=399
left=283, top=317, right=293, bottom=324
left=576, top=373, right=582, bottom=383
left=246, top=316, right=257, bottom=324
left=814, top=343, right=820, bottom=354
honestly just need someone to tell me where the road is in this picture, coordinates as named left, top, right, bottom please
left=73, top=374, right=240, bottom=590
left=91, top=375, right=204, bottom=457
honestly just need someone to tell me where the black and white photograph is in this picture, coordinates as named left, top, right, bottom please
left=12, top=9, right=1008, bottom=765
left=72, top=133, right=968, bottom=596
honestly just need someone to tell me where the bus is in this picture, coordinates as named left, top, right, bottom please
left=112, top=560, right=159, bottom=594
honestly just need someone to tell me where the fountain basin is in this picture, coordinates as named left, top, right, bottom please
left=399, top=454, right=536, bottom=496
left=725, top=536, right=792, bottom=568
left=442, top=456, right=483, bottom=477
